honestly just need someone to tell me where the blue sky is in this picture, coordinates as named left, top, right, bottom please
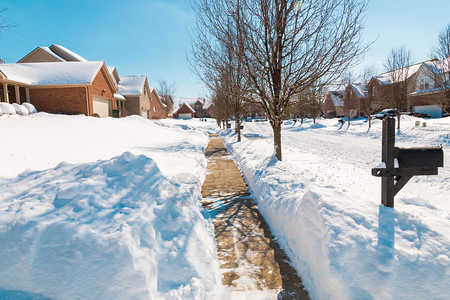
left=0, top=0, right=449, bottom=103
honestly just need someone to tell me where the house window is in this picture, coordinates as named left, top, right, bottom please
left=153, top=106, right=156, bottom=112
left=372, top=86, right=377, bottom=96
left=419, top=78, right=430, bottom=90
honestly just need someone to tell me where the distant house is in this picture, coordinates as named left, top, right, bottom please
left=323, top=91, right=344, bottom=118
left=174, top=103, right=195, bottom=119
left=342, top=82, right=369, bottom=119
left=160, top=95, right=174, bottom=118
left=0, top=61, right=117, bottom=117
left=178, top=97, right=210, bottom=118
left=118, top=75, right=166, bottom=119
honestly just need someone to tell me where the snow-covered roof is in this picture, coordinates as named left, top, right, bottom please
left=0, top=61, right=104, bottom=85
left=351, top=82, right=368, bottom=98
left=118, top=75, right=146, bottom=95
left=51, top=44, right=87, bottom=62
left=176, top=103, right=195, bottom=113
left=179, top=97, right=205, bottom=106
left=114, top=93, right=126, bottom=100
left=375, top=60, right=436, bottom=85
left=424, top=58, right=450, bottom=74
left=38, top=47, right=66, bottom=62
left=329, top=91, right=344, bottom=106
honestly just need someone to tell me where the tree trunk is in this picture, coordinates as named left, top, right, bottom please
left=226, top=119, right=229, bottom=129
left=236, top=118, right=241, bottom=142
left=397, top=114, right=401, bottom=130
left=272, top=123, right=282, bottom=161
left=368, top=115, right=371, bottom=128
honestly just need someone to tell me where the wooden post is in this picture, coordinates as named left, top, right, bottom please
left=2, top=83, right=9, bottom=103
left=381, top=117, right=395, bottom=207
left=15, top=86, right=21, bottom=104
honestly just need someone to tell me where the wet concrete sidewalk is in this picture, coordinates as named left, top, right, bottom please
left=201, top=135, right=310, bottom=299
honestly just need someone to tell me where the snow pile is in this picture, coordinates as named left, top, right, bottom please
left=222, top=116, right=450, bottom=300
left=0, top=103, right=16, bottom=115
left=0, top=152, right=216, bottom=299
left=0, top=115, right=219, bottom=299
left=12, top=103, right=29, bottom=115
left=22, top=102, right=38, bottom=114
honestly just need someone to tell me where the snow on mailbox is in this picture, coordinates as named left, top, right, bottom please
left=372, top=117, right=444, bottom=207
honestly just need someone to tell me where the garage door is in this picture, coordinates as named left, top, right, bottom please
left=179, top=113, right=192, bottom=119
left=141, top=110, right=148, bottom=118
left=92, top=97, right=111, bottom=118
left=413, top=105, right=442, bottom=118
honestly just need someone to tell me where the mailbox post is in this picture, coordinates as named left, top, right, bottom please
left=372, top=117, right=444, bottom=207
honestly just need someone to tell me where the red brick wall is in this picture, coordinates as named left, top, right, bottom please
left=88, top=68, right=115, bottom=115
left=30, top=87, right=88, bottom=115
left=149, top=91, right=167, bottom=119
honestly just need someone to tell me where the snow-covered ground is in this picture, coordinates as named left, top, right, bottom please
left=222, top=116, right=449, bottom=300
left=0, top=113, right=219, bottom=299
left=1, top=113, right=448, bottom=300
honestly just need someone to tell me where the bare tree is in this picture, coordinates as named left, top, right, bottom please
left=359, top=65, right=378, bottom=128
left=384, top=46, right=412, bottom=130
left=233, top=0, right=368, bottom=160
left=157, top=79, right=177, bottom=98
left=190, top=0, right=248, bottom=142
left=431, top=23, right=450, bottom=114
left=0, top=9, right=15, bottom=62
left=191, top=0, right=368, bottom=160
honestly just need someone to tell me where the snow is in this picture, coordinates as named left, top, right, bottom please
left=12, top=103, right=29, bottom=115
left=351, top=82, right=368, bottom=98
left=1, top=113, right=448, bottom=299
left=0, top=62, right=103, bottom=86
left=0, top=103, right=16, bottom=115
left=51, top=44, right=88, bottom=62
left=114, top=93, right=126, bottom=100
left=22, top=103, right=37, bottom=114
left=221, top=116, right=450, bottom=300
left=0, top=114, right=219, bottom=299
left=119, top=75, right=146, bottom=95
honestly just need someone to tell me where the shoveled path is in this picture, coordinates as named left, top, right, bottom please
left=201, top=135, right=310, bottom=299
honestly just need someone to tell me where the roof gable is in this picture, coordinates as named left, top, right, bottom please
left=17, top=47, right=66, bottom=63
left=176, top=103, right=195, bottom=114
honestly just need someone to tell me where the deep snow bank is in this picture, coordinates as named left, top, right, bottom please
left=222, top=117, right=449, bottom=300
left=0, top=152, right=217, bottom=299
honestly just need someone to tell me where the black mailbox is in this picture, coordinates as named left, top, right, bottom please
left=394, top=147, right=444, bottom=168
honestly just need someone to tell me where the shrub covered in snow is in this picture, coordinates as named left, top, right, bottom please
left=22, top=102, right=37, bottom=114
left=12, top=103, right=29, bottom=115
left=0, top=103, right=16, bottom=115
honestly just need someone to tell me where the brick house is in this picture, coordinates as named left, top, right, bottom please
left=366, top=59, right=445, bottom=117
left=323, top=90, right=344, bottom=118
left=118, top=75, right=167, bottom=119
left=178, top=97, right=210, bottom=118
left=341, top=82, right=369, bottom=119
left=174, top=103, right=195, bottom=119
left=0, top=61, right=117, bottom=117
left=160, top=95, right=174, bottom=118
